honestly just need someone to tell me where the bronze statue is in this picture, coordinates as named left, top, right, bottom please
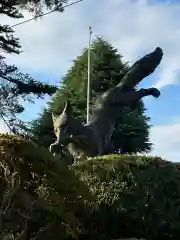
left=49, top=47, right=163, bottom=159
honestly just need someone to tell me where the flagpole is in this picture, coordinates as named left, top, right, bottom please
left=87, top=26, right=92, bottom=124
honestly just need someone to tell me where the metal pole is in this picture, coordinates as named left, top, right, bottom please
left=87, top=26, right=92, bottom=124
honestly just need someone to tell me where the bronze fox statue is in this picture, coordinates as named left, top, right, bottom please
left=50, top=47, right=163, bottom=159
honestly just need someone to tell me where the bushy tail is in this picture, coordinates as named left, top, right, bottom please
left=118, top=47, right=163, bottom=90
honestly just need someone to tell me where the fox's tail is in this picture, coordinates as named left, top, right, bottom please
left=118, top=47, right=163, bottom=90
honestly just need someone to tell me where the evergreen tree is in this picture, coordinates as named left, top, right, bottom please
left=1, top=0, right=67, bottom=16
left=30, top=37, right=152, bottom=154
left=0, top=0, right=61, bottom=134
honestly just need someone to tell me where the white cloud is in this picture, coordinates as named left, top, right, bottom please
left=150, top=124, right=180, bottom=162
left=0, top=0, right=180, bottom=88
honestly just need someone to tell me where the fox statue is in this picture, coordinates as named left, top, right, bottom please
left=49, top=47, right=163, bottom=160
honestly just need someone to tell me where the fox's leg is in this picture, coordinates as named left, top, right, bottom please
left=128, top=87, right=160, bottom=111
left=49, top=141, right=63, bottom=156
left=107, top=87, right=161, bottom=107
left=124, top=87, right=161, bottom=105
left=137, top=87, right=161, bottom=99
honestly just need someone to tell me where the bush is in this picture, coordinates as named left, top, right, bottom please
left=74, top=155, right=180, bottom=240
left=1, top=134, right=180, bottom=240
left=0, top=133, right=92, bottom=239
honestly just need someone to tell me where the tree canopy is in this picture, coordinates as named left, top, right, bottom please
left=0, top=0, right=67, bottom=16
left=0, top=0, right=65, bottom=134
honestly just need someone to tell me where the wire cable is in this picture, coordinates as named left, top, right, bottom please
left=11, top=0, right=83, bottom=28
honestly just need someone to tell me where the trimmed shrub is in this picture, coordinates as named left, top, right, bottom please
left=74, top=155, right=180, bottom=240
left=0, top=133, right=92, bottom=239
left=1, top=134, right=180, bottom=239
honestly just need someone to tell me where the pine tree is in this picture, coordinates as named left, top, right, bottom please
left=1, top=0, right=67, bottom=16
left=30, top=37, right=152, bottom=154
left=0, top=0, right=62, bottom=134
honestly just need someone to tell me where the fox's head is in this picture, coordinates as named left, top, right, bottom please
left=52, top=101, right=73, bottom=142
left=52, top=101, right=85, bottom=144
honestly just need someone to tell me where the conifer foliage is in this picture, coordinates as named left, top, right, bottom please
left=0, top=0, right=66, bottom=134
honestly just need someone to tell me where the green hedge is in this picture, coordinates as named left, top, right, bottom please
left=1, top=134, right=180, bottom=239
left=74, top=155, right=180, bottom=240
left=0, top=134, right=92, bottom=239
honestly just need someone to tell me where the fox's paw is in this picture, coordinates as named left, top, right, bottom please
left=149, top=88, right=161, bottom=98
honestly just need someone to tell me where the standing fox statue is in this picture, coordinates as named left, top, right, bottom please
left=49, top=47, right=163, bottom=160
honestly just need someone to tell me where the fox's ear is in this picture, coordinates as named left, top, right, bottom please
left=63, top=101, right=72, bottom=115
left=52, top=112, right=58, bottom=123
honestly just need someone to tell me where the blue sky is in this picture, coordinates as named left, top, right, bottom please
left=1, top=0, right=180, bottom=161
left=145, top=84, right=180, bottom=125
